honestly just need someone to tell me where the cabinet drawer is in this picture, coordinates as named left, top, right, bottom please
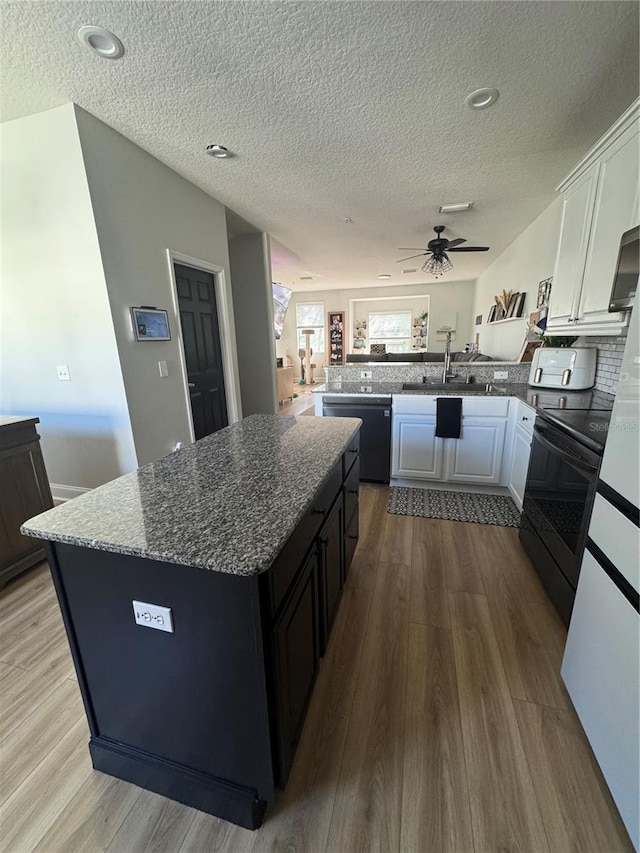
left=461, top=397, right=509, bottom=418
left=515, top=400, right=536, bottom=436
left=344, top=457, right=360, bottom=526
left=343, top=433, right=360, bottom=478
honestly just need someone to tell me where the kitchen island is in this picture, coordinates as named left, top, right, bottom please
left=21, top=414, right=361, bottom=830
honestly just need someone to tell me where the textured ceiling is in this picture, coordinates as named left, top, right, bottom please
left=1, top=1, right=639, bottom=292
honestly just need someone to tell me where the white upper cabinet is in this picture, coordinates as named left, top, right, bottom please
left=547, top=99, right=639, bottom=336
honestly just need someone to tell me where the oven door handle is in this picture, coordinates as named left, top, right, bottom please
left=534, top=425, right=599, bottom=476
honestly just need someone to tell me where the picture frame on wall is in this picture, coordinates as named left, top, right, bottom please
left=328, top=311, right=345, bottom=365
left=131, top=307, right=171, bottom=341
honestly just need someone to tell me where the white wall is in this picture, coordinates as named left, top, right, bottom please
left=228, top=232, right=277, bottom=415
left=0, top=105, right=137, bottom=497
left=473, top=199, right=563, bottom=360
left=282, top=279, right=475, bottom=378
left=74, top=106, right=242, bottom=466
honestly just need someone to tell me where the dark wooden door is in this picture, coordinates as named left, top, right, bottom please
left=319, top=496, right=344, bottom=654
left=273, top=549, right=320, bottom=783
left=174, top=263, right=228, bottom=440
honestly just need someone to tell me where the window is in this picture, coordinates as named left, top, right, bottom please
left=368, top=310, right=412, bottom=353
left=296, top=302, right=325, bottom=353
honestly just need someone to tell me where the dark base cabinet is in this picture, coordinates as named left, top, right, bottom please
left=45, top=433, right=360, bottom=830
left=0, top=417, right=53, bottom=589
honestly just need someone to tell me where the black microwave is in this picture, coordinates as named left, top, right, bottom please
left=609, top=225, right=639, bottom=312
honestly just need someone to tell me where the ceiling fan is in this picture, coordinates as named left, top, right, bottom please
left=397, top=225, right=490, bottom=277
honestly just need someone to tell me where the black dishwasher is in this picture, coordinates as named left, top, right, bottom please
left=322, top=395, right=391, bottom=483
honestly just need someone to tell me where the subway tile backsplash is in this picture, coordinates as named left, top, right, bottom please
left=575, top=332, right=628, bottom=394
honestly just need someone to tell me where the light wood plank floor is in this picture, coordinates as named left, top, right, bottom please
left=0, top=485, right=633, bottom=852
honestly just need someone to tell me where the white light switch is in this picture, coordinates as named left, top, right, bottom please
left=56, top=365, right=71, bottom=381
left=493, top=370, right=508, bottom=380
left=132, top=600, right=174, bottom=633
left=360, top=370, right=373, bottom=379
left=158, top=360, right=169, bottom=378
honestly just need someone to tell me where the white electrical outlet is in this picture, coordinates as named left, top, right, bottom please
left=360, top=385, right=373, bottom=393
left=493, top=370, right=509, bottom=380
left=360, top=370, right=373, bottom=379
left=132, top=600, right=174, bottom=633
left=56, top=364, right=71, bottom=381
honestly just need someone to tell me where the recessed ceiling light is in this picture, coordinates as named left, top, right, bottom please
left=206, top=145, right=231, bottom=158
left=402, top=269, right=417, bottom=274
left=438, top=202, right=474, bottom=214
left=377, top=274, right=392, bottom=280
left=465, top=88, right=499, bottom=110
left=77, top=26, right=125, bottom=59
left=300, top=276, right=313, bottom=280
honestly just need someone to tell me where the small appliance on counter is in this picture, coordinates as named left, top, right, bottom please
left=529, top=347, right=596, bottom=390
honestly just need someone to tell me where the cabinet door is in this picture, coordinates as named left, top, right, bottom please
left=508, top=426, right=533, bottom=510
left=547, top=164, right=599, bottom=330
left=578, top=122, right=639, bottom=328
left=273, top=549, right=320, bottom=782
left=391, top=415, right=444, bottom=480
left=343, top=509, right=359, bottom=582
left=445, top=418, right=507, bottom=485
left=319, top=496, right=343, bottom=654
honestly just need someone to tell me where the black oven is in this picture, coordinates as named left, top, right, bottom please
left=520, top=414, right=602, bottom=625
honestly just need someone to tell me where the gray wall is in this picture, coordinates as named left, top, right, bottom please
left=228, top=232, right=277, bottom=415
left=75, top=106, right=243, bottom=465
left=0, top=104, right=137, bottom=498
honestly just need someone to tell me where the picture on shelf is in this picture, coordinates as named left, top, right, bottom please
left=537, top=277, right=552, bottom=309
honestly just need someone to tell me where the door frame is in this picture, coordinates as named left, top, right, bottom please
left=166, top=249, right=242, bottom=441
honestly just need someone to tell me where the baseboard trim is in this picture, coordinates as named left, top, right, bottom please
left=50, top=484, right=91, bottom=503
left=390, top=478, right=510, bottom=496
left=89, top=737, right=268, bottom=830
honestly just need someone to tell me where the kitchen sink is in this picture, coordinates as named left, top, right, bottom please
left=401, top=382, right=505, bottom=395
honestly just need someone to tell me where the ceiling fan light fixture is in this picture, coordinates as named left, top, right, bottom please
left=465, top=88, right=499, bottom=110
left=377, top=274, right=392, bottom=280
left=77, top=26, right=125, bottom=59
left=423, top=254, right=453, bottom=278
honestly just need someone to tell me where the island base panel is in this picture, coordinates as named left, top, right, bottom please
left=89, top=737, right=267, bottom=830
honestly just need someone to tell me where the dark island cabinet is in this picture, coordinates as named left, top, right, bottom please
left=272, top=547, right=320, bottom=784
left=42, top=431, right=360, bottom=832
left=0, top=417, right=53, bottom=588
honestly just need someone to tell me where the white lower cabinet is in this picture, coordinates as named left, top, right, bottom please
left=392, top=416, right=444, bottom=480
left=391, top=403, right=506, bottom=486
left=507, top=400, right=536, bottom=509
left=445, top=418, right=507, bottom=485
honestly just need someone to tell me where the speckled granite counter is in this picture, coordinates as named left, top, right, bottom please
left=314, top=381, right=614, bottom=410
left=21, top=414, right=361, bottom=576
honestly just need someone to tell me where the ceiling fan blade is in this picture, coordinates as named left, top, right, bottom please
left=397, top=248, right=426, bottom=251
left=447, top=246, right=490, bottom=252
left=396, top=252, right=429, bottom=263
left=445, top=238, right=466, bottom=249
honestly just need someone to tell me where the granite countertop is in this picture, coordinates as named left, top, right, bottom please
left=21, top=414, right=361, bottom=577
left=314, top=381, right=614, bottom=410
left=0, top=415, right=40, bottom=428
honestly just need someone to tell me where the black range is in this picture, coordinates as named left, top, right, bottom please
left=519, top=393, right=614, bottom=625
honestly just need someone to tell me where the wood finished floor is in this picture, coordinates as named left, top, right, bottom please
left=0, top=485, right=633, bottom=852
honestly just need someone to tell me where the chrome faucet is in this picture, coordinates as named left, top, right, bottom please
left=442, top=331, right=455, bottom=382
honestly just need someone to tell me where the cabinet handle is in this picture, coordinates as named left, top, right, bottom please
left=348, top=488, right=358, bottom=495
left=312, top=508, right=324, bottom=515
left=319, top=536, right=328, bottom=546
left=522, top=416, right=529, bottom=422
left=348, top=534, right=359, bottom=541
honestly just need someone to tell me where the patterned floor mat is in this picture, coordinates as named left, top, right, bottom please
left=388, top=486, right=522, bottom=527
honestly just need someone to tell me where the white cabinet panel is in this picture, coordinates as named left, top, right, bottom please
left=392, top=416, right=444, bottom=480
left=445, top=418, right=507, bottom=485
left=547, top=99, right=638, bottom=336
left=589, top=494, right=640, bottom=591
left=578, top=122, right=639, bottom=327
left=508, top=426, right=532, bottom=509
left=547, top=165, right=598, bottom=329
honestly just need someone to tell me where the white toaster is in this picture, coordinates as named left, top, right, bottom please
left=529, top=347, right=597, bottom=390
